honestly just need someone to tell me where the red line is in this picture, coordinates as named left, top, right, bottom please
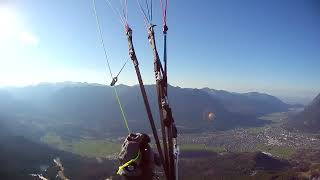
left=160, top=0, right=168, bottom=25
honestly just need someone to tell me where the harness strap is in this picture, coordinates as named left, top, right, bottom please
left=117, top=151, right=141, bottom=175
left=125, top=27, right=167, bottom=178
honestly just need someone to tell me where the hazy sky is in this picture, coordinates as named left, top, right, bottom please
left=0, top=0, right=319, bottom=99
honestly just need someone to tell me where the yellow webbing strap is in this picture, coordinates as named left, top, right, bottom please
left=117, top=151, right=141, bottom=175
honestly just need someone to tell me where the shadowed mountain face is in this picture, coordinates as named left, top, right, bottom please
left=0, top=135, right=118, bottom=180
left=0, top=83, right=289, bottom=135
left=203, top=88, right=290, bottom=116
left=287, top=93, right=320, bottom=133
left=179, top=151, right=292, bottom=179
left=0, top=112, right=117, bottom=180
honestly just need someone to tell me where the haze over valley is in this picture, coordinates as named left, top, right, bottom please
left=1, top=82, right=320, bottom=179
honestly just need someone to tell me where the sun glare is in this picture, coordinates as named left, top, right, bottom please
left=0, top=7, right=21, bottom=42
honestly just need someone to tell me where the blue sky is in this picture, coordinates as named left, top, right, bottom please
left=0, top=0, right=319, bottom=101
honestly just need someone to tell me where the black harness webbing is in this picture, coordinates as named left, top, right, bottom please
left=148, top=25, right=177, bottom=180
left=125, top=27, right=168, bottom=179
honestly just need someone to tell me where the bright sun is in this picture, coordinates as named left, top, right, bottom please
left=0, top=7, right=20, bottom=38
left=0, top=6, right=39, bottom=46
left=0, top=6, right=21, bottom=42
left=0, top=6, right=41, bottom=87
left=0, top=7, right=21, bottom=85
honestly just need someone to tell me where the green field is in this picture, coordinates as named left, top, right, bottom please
left=257, top=143, right=296, bottom=159
left=180, top=143, right=227, bottom=153
left=258, top=112, right=288, bottom=123
left=246, top=127, right=265, bottom=135
left=41, top=132, right=121, bottom=158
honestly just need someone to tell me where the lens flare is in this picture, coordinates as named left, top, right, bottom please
left=208, top=112, right=216, bottom=122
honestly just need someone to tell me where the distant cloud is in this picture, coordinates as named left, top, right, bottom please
left=19, top=31, right=39, bottom=46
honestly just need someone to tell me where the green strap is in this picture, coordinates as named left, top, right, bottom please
left=112, top=86, right=131, bottom=134
left=117, top=151, right=141, bottom=175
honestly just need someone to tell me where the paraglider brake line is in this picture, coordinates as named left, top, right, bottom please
left=92, top=0, right=131, bottom=134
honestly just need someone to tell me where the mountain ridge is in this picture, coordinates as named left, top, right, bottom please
left=1, top=82, right=290, bottom=136
left=286, top=93, right=320, bottom=133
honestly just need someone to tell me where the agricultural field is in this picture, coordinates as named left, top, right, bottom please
left=41, top=132, right=121, bottom=158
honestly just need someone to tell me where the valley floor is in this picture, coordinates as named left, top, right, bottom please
left=38, top=110, right=320, bottom=179
left=180, top=111, right=320, bottom=159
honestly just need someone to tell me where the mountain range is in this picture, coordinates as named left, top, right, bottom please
left=286, top=93, right=320, bottom=133
left=0, top=82, right=292, bottom=138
